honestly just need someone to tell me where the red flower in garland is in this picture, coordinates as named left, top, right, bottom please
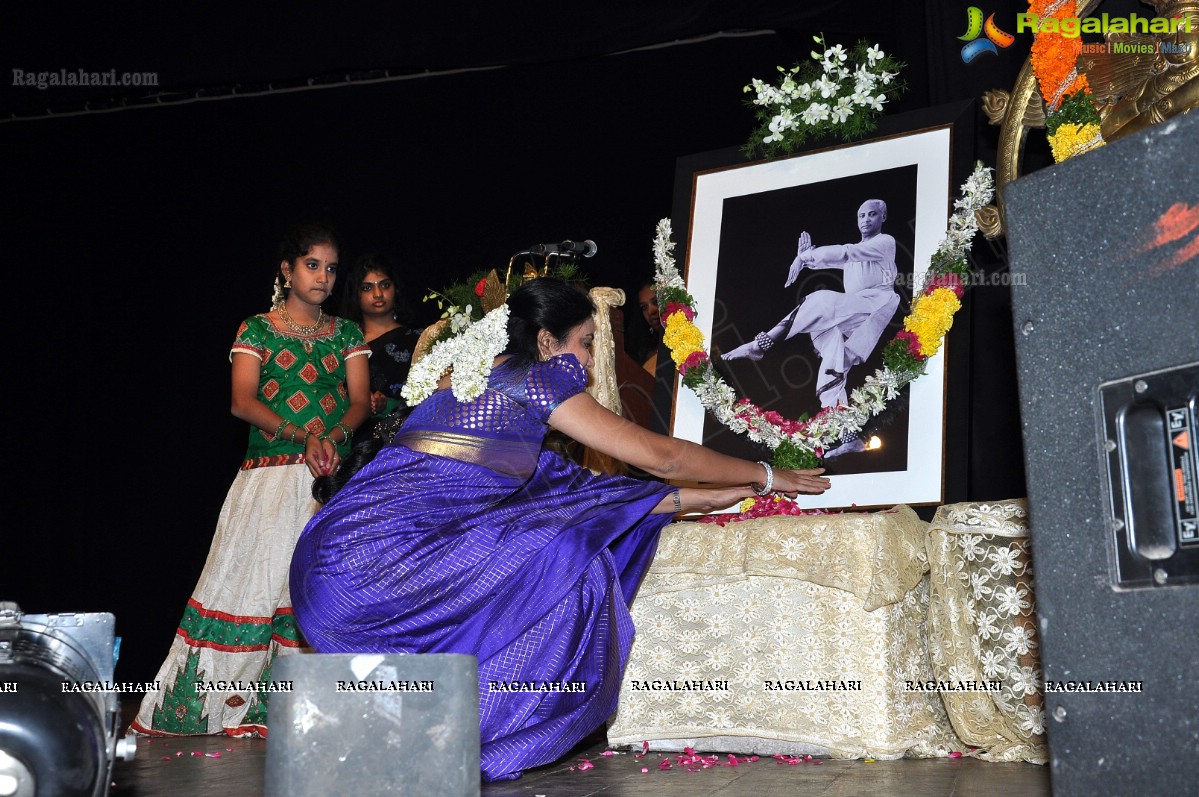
left=681, top=350, right=709, bottom=372
left=923, top=273, right=964, bottom=298
left=663, top=301, right=695, bottom=322
left=895, top=330, right=924, bottom=359
left=763, top=410, right=806, bottom=436
left=474, top=278, right=488, bottom=297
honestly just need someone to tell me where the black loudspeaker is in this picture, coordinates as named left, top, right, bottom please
left=1006, top=112, right=1199, bottom=796
left=265, top=653, right=479, bottom=797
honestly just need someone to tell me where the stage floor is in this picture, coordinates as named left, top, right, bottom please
left=114, top=705, right=1050, bottom=797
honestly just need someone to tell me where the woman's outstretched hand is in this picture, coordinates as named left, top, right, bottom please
left=772, top=467, right=831, bottom=495
left=672, top=485, right=758, bottom=515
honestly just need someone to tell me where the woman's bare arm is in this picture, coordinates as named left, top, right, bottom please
left=548, top=392, right=829, bottom=494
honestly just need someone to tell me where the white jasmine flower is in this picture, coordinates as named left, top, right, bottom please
left=815, top=76, right=838, bottom=98
left=801, top=102, right=830, bottom=124
left=832, top=96, right=855, bottom=122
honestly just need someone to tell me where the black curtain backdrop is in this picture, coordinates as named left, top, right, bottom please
left=3, top=1, right=1051, bottom=683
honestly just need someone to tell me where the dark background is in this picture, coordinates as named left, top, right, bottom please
left=2, top=1, right=1060, bottom=683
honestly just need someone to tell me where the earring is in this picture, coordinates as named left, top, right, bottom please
left=284, top=276, right=292, bottom=288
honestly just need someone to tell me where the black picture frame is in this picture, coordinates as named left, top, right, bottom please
left=654, top=100, right=977, bottom=510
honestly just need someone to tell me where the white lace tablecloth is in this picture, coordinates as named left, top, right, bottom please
left=608, top=501, right=1046, bottom=764
left=608, top=506, right=964, bottom=759
left=926, top=500, right=1046, bottom=764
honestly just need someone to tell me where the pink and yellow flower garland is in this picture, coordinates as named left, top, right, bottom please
left=885, top=274, right=964, bottom=369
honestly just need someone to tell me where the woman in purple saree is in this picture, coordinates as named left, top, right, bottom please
left=290, top=278, right=830, bottom=781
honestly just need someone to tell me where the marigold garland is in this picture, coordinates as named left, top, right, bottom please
left=1048, top=121, right=1104, bottom=161
left=653, top=162, right=994, bottom=468
left=1029, top=0, right=1091, bottom=110
left=1028, top=0, right=1105, bottom=161
left=663, top=312, right=705, bottom=367
left=904, top=287, right=962, bottom=360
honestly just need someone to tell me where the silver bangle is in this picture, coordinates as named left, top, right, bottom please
left=672, top=489, right=682, bottom=513
left=752, top=461, right=774, bottom=495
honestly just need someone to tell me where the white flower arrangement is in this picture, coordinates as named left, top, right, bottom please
left=743, top=36, right=905, bottom=158
left=401, top=304, right=510, bottom=405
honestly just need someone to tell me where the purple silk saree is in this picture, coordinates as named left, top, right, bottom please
left=290, top=354, right=674, bottom=780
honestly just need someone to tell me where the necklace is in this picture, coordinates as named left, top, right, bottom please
left=278, top=303, right=325, bottom=336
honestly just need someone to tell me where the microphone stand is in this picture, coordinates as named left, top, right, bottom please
left=506, top=249, right=584, bottom=285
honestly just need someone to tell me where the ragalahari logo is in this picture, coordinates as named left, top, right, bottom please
left=959, top=6, right=1015, bottom=62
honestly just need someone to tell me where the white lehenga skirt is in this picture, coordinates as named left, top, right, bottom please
left=130, top=462, right=318, bottom=737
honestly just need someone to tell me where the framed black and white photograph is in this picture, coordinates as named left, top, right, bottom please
left=671, top=124, right=955, bottom=509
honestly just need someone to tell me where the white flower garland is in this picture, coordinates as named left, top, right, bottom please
left=656, top=163, right=994, bottom=457
left=401, top=304, right=511, bottom=405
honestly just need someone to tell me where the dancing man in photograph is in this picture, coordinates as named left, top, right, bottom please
left=723, top=199, right=900, bottom=447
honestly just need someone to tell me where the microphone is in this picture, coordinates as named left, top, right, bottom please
left=529, top=239, right=597, bottom=257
